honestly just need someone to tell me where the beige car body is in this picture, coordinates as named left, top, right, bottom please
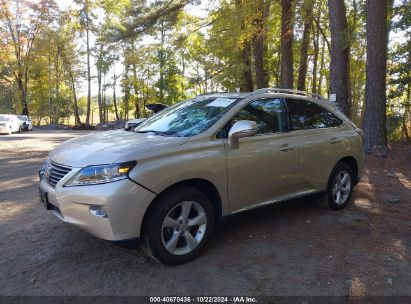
left=39, top=91, right=364, bottom=241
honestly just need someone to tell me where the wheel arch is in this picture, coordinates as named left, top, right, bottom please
left=337, top=156, right=359, bottom=185
left=140, top=178, right=223, bottom=237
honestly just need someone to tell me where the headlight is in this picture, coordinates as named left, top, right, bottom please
left=64, top=161, right=136, bottom=186
left=39, top=158, right=50, bottom=178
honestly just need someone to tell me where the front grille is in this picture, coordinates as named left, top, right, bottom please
left=46, top=161, right=72, bottom=187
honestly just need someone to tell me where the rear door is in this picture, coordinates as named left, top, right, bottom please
left=224, top=98, right=299, bottom=213
left=284, top=98, right=344, bottom=192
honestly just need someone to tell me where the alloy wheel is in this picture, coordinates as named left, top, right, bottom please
left=332, top=170, right=352, bottom=205
left=161, top=201, right=207, bottom=255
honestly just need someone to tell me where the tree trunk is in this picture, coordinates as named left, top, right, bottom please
left=113, top=72, right=119, bottom=120
left=15, top=77, right=28, bottom=116
left=362, top=0, right=389, bottom=155
left=312, top=4, right=321, bottom=93
left=123, top=62, right=130, bottom=120
left=47, top=45, right=53, bottom=123
left=242, top=41, right=254, bottom=92
left=252, top=0, right=270, bottom=89
left=70, top=75, right=81, bottom=126
left=85, top=3, right=91, bottom=127
left=280, top=0, right=294, bottom=89
left=54, top=44, right=60, bottom=124
left=97, top=45, right=104, bottom=123
left=318, top=37, right=326, bottom=95
left=253, top=35, right=267, bottom=89
left=401, top=79, right=410, bottom=140
left=132, top=63, right=140, bottom=118
left=328, top=0, right=351, bottom=116
left=158, top=23, right=165, bottom=102
left=235, top=0, right=254, bottom=92
left=103, top=74, right=108, bottom=121
left=297, top=0, right=314, bottom=91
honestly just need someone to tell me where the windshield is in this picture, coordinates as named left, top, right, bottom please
left=0, top=115, right=9, bottom=122
left=18, top=115, right=28, bottom=121
left=134, top=97, right=239, bottom=137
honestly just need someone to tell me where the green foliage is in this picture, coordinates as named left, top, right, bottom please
left=0, top=0, right=408, bottom=140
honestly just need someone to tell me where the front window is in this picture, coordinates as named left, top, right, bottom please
left=217, top=98, right=288, bottom=138
left=135, top=97, right=239, bottom=137
left=0, top=115, right=9, bottom=122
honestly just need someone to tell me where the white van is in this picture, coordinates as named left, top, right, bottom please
left=0, top=114, right=22, bottom=135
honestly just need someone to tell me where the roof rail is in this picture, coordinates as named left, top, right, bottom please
left=198, top=92, right=237, bottom=96
left=251, top=88, right=327, bottom=100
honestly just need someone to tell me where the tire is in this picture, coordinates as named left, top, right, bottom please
left=316, top=162, right=354, bottom=210
left=143, top=186, right=215, bottom=265
left=18, top=126, right=22, bottom=133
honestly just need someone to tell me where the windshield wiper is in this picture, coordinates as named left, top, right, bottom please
left=134, top=130, right=183, bottom=137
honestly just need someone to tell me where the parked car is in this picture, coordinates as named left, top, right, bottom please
left=18, top=115, right=33, bottom=131
left=124, top=103, right=168, bottom=131
left=0, top=114, right=22, bottom=134
left=39, top=88, right=364, bottom=265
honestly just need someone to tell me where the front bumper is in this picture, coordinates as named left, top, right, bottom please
left=39, top=175, right=156, bottom=241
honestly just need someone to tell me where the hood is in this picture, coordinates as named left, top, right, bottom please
left=49, top=130, right=188, bottom=167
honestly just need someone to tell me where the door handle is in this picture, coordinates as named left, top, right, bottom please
left=330, top=137, right=342, bottom=144
left=279, top=144, right=294, bottom=152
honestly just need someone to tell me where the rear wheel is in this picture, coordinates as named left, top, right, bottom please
left=317, top=162, right=354, bottom=210
left=143, top=186, right=215, bottom=265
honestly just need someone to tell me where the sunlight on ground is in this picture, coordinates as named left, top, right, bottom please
left=0, top=203, right=30, bottom=223
left=0, top=176, right=37, bottom=192
left=394, top=172, right=411, bottom=190
left=391, top=239, right=407, bottom=263
left=349, top=277, right=366, bottom=296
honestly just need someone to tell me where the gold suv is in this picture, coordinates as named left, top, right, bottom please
left=39, top=88, right=364, bottom=265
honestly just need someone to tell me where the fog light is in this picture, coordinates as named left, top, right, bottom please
left=89, top=205, right=107, bottom=218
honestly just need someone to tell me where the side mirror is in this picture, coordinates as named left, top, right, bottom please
left=228, top=120, right=258, bottom=149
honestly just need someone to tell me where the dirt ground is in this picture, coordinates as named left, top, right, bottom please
left=0, top=130, right=410, bottom=296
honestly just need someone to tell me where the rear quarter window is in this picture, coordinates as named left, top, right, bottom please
left=286, top=98, right=342, bottom=130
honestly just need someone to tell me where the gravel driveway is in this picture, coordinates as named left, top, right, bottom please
left=0, top=130, right=410, bottom=296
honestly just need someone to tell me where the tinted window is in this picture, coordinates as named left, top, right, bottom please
left=286, top=99, right=342, bottom=130
left=218, top=98, right=287, bottom=138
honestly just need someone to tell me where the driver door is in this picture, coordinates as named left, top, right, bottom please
left=224, top=98, right=299, bottom=213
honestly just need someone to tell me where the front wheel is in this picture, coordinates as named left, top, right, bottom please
left=143, top=186, right=215, bottom=265
left=317, top=162, right=354, bottom=210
